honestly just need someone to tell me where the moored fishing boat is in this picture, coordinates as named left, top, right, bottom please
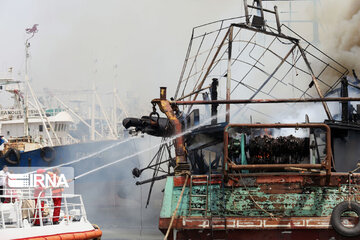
left=124, top=1, right=360, bottom=239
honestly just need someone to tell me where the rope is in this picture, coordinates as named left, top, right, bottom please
left=164, top=174, right=189, bottom=240
left=236, top=174, right=277, bottom=219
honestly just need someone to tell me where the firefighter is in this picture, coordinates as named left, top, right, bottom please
left=33, top=169, right=46, bottom=226
left=47, top=168, right=64, bottom=224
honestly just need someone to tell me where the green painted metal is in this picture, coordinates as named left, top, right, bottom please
left=160, top=176, right=174, bottom=218
left=161, top=176, right=358, bottom=218
left=240, top=133, right=249, bottom=174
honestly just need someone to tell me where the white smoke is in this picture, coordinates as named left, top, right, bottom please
left=318, top=0, right=360, bottom=73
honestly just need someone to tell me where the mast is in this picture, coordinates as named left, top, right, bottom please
left=24, top=24, right=55, bottom=146
left=113, top=88, right=117, bottom=136
left=226, top=26, right=233, bottom=123
left=24, top=24, right=39, bottom=137
left=94, top=91, right=116, bottom=138
left=24, top=38, right=30, bottom=136
left=112, top=65, right=118, bottom=137
left=90, top=80, right=95, bottom=141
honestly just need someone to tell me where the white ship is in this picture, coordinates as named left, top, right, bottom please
left=0, top=189, right=102, bottom=240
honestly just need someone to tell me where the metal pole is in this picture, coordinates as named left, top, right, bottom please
left=24, top=44, right=29, bottom=137
left=341, top=77, right=349, bottom=122
left=211, top=79, right=219, bottom=124
left=189, top=28, right=231, bottom=106
left=53, top=95, right=103, bottom=138
left=37, top=193, right=43, bottom=226
left=248, top=43, right=297, bottom=101
left=226, top=26, right=233, bottom=122
left=173, top=97, right=360, bottom=105
left=36, top=103, right=61, bottom=145
left=258, top=0, right=265, bottom=28
left=26, top=80, right=54, bottom=146
left=313, top=0, right=319, bottom=44
left=79, top=195, right=87, bottom=220
left=95, top=92, right=117, bottom=138
left=91, top=81, right=96, bottom=140
left=297, top=44, right=333, bottom=120
left=274, top=5, right=281, bottom=34
left=243, top=0, right=250, bottom=25
left=115, top=93, right=129, bottom=117
left=64, top=195, right=69, bottom=224
left=113, top=88, right=118, bottom=136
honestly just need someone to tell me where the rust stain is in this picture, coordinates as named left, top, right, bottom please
left=256, top=175, right=303, bottom=184
left=259, top=183, right=303, bottom=194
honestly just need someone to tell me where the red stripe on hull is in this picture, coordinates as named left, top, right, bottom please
left=14, top=228, right=102, bottom=240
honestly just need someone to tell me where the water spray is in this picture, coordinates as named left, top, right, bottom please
left=26, top=136, right=141, bottom=175
left=72, top=112, right=225, bottom=181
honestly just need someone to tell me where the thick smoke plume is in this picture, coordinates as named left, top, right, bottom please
left=319, top=0, right=360, bottom=73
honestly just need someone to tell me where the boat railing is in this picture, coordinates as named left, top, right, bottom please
left=0, top=188, right=87, bottom=229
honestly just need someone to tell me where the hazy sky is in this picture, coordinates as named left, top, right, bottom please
left=0, top=0, right=353, bottom=116
left=0, top=0, right=241, bottom=106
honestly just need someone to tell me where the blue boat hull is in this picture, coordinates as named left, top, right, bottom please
left=0, top=139, right=149, bottom=228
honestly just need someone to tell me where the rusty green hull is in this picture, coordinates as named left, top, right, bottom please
left=159, top=173, right=360, bottom=239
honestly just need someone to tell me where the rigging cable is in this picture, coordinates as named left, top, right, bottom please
left=26, top=136, right=141, bottom=175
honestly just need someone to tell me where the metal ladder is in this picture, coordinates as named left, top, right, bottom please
left=188, top=175, right=209, bottom=216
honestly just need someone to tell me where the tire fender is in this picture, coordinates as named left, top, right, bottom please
left=40, top=147, right=56, bottom=163
left=4, top=148, right=20, bottom=165
left=331, top=201, right=360, bottom=237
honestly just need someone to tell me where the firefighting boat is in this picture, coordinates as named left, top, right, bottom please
left=123, top=1, right=360, bottom=239
left=0, top=188, right=102, bottom=240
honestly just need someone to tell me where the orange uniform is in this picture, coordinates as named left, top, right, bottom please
left=47, top=171, right=64, bottom=224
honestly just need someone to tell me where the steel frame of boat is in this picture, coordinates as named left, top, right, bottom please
left=157, top=122, right=360, bottom=239
left=125, top=1, right=360, bottom=239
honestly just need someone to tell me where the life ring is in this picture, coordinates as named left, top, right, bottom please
left=4, top=148, right=20, bottom=165
left=40, top=147, right=56, bottom=163
left=331, top=201, right=360, bottom=237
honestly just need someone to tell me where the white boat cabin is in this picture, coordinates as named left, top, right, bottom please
left=0, top=111, right=74, bottom=146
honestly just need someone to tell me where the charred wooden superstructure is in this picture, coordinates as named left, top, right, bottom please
left=123, top=1, right=360, bottom=239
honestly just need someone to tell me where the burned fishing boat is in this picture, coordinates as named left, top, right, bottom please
left=124, top=1, right=360, bottom=239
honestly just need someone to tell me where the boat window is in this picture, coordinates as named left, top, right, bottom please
left=39, top=125, right=43, bottom=132
left=61, top=124, right=65, bottom=131
left=7, top=131, right=9, bottom=136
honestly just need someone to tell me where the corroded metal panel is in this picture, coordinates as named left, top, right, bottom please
left=163, top=174, right=360, bottom=219
left=160, top=176, right=174, bottom=218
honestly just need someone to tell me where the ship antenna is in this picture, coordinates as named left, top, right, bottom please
left=24, top=24, right=39, bottom=137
